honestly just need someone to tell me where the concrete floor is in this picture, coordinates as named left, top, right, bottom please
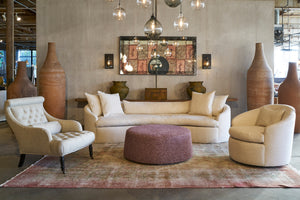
left=0, top=122, right=300, bottom=200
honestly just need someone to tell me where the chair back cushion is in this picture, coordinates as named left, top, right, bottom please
left=256, top=106, right=285, bottom=127
left=6, top=96, right=48, bottom=126
left=10, top=104, right=48, bottom=126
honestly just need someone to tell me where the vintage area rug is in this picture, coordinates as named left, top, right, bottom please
left=1, top=143, right=300, bottom=188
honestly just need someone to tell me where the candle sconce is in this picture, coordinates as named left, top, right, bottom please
left=202, top=54, right=211, bottom=69
left=105, top=54, right=114, bottom=69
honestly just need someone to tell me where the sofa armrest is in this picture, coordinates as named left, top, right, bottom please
left=232, top=108, right=260, bottom=126
left=216, top=104, right=231, bottom=142
left=45, top=112, right=83, bottom=132
left=84, top=105, right=98, bottom=133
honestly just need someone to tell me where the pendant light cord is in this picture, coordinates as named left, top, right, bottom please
left=155, top=0, right=157, bottom=18
left=118, top=0, right=120, bottom=6
left=180, top=3, right=182, bottom=14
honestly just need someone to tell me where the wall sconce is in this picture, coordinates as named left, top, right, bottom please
left=202, top=54, right=211, bottom=69
left=105, top=54, right=114, bottom=69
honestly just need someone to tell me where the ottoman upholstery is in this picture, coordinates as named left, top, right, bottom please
left=124, top=124, right=192, bottom=164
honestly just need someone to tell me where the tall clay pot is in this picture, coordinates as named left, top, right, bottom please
left=38, top=42, right=66, bottom=119
left=110, top=81, right=129, bottom=100
left=247, top=43, right=274, bottom=110
left=7, top=61, right=37, bottom=99
left=278, top=62, right=300, bottom=133
left=186, top=81, right=206, bottom=99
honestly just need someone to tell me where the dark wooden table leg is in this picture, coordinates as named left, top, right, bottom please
left=60, top=156, right=65, bottom=174
left=89, top=144, right=94, bottom=159
left=18, top=154, right=26, bottom=167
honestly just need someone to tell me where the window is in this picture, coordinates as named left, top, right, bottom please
left=0, top=50, right=5, bottom=78
left=17, top=49, right=36, bottom=67
left=274, top=46, right=299, bottom=79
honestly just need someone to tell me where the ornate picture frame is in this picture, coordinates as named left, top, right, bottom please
left=119, top=36, right=197, bottom=75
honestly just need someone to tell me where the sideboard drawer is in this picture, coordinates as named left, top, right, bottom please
left=145, top=88, right=167, bottom=101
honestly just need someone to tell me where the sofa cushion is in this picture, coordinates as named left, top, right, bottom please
left=85, top=92, right=102, bottom=116
left=229, top=126, right=265, bottom=143
left=32, top=121, right=62, bottom=135
left=98, top=91, right=124, bottom=117
left=256, top=106, right=285, bottom=127
left=123, top=100, right=190, bottom=114
left=96, top=114, right=218, bottom=127
left=212, top=95, right=228, bottom=116
left=189, top=91, right=215, bottom=116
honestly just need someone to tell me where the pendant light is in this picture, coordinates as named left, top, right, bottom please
left=144, top=0, right=163, bottom=39
left=137, top=0, right=152, bottom=8
left=174, top=4, right=188, bottom=31
left=113, top=0, right=126, bottom=21
left=191, top=0, right=205, bottom=10
left=164, top=0, right=182, bottom=8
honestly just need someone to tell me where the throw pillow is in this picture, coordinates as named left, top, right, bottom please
left=98, top=91, right=124, bottom=117
left=85, top=92, right=102, bottom=116
left=189, top=91, right=216, bottom=116
left=212, top=95, right=229, bottom=116
left=255, top=106, right=285, bottom=127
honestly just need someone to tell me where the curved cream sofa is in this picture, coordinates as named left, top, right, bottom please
left=84, top=99, right=231, bottom=144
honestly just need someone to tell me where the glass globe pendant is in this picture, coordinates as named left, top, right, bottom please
left=174, top=4, right=188, bottom=31
left=144, top=0, right=163, bottom=39
left=113, top=0, right=126, bottom=21
left=191, top=0, right=205, bottom=9
left=164, top=0, right=182, bottom=8
left=137, top=0, right=152, bottom=8
left=144, top=15, right=163, bottom=39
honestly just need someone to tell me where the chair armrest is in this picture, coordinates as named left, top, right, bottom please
left=232, top=108, right=260, bottom=126
left=45, top=113, right=82, bottom=132
left=5, top=109, right=53, bottom=154
left=264, top=109, right=296, bottom=144
left=263, top=109, right=296, bottom=165
left=84, top=105, right=97, bottom=133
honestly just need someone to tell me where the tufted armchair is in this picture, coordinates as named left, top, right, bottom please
left=5, top=96, right=95, bottom=173
left=229, top=104, right=296, bottom=167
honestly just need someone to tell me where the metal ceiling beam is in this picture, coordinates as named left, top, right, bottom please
left=26, top=0, right=35, bottom=6
left=14, top=0, right=36, bottom=13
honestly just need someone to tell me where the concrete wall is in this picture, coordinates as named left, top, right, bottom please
left=37, top=0, right=274, bottom=123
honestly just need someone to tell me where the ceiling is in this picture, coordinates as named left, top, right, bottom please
left=0, top=0, right=36, bottom=49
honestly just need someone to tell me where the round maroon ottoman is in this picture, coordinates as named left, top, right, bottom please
left=124, top=124, right=192, bottom=164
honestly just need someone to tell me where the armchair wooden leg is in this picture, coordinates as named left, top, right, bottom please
left=18, top=154, right=26, bottom=167
left=89, top=144, right=94, bottom=159
left=60, top=156, right=65, bottom=174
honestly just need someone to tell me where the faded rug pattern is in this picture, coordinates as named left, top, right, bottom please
left=2, top=143, right=300, bottom=188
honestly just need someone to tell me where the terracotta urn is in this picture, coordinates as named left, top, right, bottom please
left=187, top=81, right=206, bottom=99
left=7, top=61, right=37, bottom=99
left=38, top=42, right=66, bottom=119
left=110, top=81, right=129, bottom=100
left=247, top=43, right=274, bottom=110
left=278, top=62, right=300, bottom=133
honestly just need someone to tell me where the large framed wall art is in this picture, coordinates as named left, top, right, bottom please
left=119, top=36, right=197, bottom=75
